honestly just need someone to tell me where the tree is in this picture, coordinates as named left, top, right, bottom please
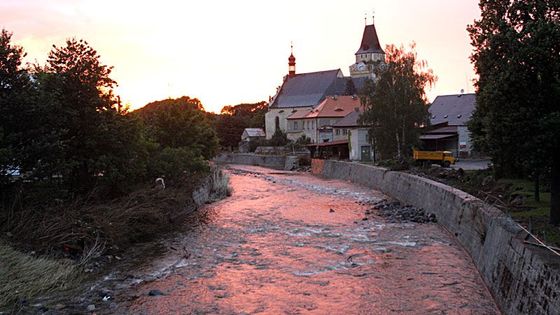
left=468, top=0, right=560, bottom=224
left=0, top=29, right=31, bottom=185
left=215, top=101, right=267, bottom=149
left=35, top=39, right=143, bottom=193
left=134, top=96, right=219, bottom=180
left=359, top=44, right=436, bottom=160
left=344, top=78, right=357, bottom=96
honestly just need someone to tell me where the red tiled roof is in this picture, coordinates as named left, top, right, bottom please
left=287, top=108, right=312, bottom=119
left=294, top=95, right=361, bottom=120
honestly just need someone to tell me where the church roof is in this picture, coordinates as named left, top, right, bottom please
left=269, top=69, right=343, bottom=109
left=429, top=93, right=476, bottom=126
left=355, top=24, right=384, bottom=55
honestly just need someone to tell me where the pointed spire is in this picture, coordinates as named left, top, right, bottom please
left=288, top=42, right=296, bottom=77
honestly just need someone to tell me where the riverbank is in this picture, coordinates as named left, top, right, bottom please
left=312, top=159, right=560, bottom=315
left=0, top=167, right=231, bottom=313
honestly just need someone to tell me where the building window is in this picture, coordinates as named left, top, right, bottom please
left=294, top=121, right=298, bottom=130
left=335, top=129, right=340, bottom=136
left=343, top=129, right=347, bottom=135
left=275, top=116, right=280, bottom=131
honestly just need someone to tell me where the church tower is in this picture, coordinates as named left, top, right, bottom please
left=288, top=44, right=296, bottom=77
left=349, top=20, right=385, bottom=79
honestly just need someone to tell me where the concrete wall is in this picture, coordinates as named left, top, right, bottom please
left=312, top=159, right=560, bottom=315
left=215, top=153, right=286, bottom=170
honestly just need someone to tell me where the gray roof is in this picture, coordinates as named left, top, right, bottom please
left=429, top=94, right=476, bottom=126
left=332, top=77, right=369, bottom=95
left=333, top=110, right=363, bottom=128
left=242, top=128, right=266, bottom=138
left=270, top=70, right=343, bottom=109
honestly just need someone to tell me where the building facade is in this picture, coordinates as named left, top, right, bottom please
left=265, top=22, right=385, bottom=141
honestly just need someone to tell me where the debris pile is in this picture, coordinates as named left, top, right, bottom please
left=369, top=200, right=437, bottom=224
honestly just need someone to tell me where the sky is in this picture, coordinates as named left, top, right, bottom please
left=1, top=0, right=480, bottom=113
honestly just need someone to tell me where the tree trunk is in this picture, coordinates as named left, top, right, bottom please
left=534, top=169, right=540, bottom=202
left=551, top=153, right=560, bottom=226
left=395, top=131, right=401, bottom=159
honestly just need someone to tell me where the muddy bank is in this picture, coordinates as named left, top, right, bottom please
left=0, top=168, right=231, bottom=314
left=107, top=165, right=498, bottom=314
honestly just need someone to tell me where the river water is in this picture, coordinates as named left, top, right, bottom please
left=113, top=165, right=499, bottom=314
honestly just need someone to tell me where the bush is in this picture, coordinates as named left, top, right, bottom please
left=268, top=130, right=289, bottom=146
left=149, top=147, right=209, bottom=183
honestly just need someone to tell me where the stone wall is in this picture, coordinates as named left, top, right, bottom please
left=313, top=159, right=560, bottom=315
left=215, top=153, right=287, bottom=170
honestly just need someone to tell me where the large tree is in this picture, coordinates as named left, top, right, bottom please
left=468, top=0, right=560, bottom=224
left=359, top=44, right=436, bottom=160
left=35, top=39, right=142, bottom=192
left=215, top=101, right=267, bottom=149
left=0, top=29, right=31, bottom=185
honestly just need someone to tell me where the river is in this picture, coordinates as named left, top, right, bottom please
left=111, top=165, right=499, bottom=314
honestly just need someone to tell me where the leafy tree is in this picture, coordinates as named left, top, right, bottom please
left=35, top=39, right=143, bottom=192
left=359, top=44, right=436, bottom=160
left=344, top=78, right=357, bottom=96
left=135, top=96, right=219, bottom=161
left=268, top=129, right=289, bottom=147
left=0, top=29, right=31, bottom=184
left=215, top=101, right=267, bottom=149
left=468, top=0, right=560, bottom=224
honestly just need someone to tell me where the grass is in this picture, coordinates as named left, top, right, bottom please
left=402, top=166, right=560, bottom=248
left=0, top=242, right=80, bottom=309
left=498, top=178, right=560, bottom=247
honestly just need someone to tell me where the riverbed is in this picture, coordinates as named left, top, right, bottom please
left=110, top=165, right=499, bottom=314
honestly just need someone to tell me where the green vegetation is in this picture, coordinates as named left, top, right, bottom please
left=359, top=44, right=436, bottom=160
left=212, top=101, right=267, bottom=150
left=0, top=29, right=228, bottom=308
left=411, top=166, right=560, bottom=247
left=468, top=0, right=560, bottom=224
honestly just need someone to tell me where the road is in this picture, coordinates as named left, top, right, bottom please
left=452, top=159, right=492, bottom=170
left=114, top=165, right=499, bottom=314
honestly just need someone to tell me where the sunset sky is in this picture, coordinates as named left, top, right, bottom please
left=1, top=0, right=480, bottom=113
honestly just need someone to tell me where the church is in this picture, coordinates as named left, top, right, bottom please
left=264, top=21, right=386, bottom=141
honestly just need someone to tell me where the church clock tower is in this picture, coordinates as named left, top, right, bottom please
left=349, top=20, right=385, bottom=80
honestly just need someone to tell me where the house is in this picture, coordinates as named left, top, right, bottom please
left=265, top=21, right=384, bottom=140
left=332, top=109, right=373, bottom=161
left=241, top=128, right=266, bottom=142
left=421, top=93, right=476, bottom=158
left=287, top=95, right=361, bottom=143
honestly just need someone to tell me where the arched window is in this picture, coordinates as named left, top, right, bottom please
left=275, top=116, right=280, bottom=131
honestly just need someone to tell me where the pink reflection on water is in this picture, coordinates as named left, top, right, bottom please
left=123, top=165, right=499, bottom=314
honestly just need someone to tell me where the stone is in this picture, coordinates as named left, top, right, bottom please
left=148, top=289, right=165, bottom=296
left=87, top=304, right=96, bottom=311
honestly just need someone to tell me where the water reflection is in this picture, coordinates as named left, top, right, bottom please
left=116, top=165, right=499, bottom=314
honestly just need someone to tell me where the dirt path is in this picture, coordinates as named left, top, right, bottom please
left=113, top=165, right=499, bottom=314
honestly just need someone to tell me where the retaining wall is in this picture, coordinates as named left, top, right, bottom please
left=215, top=153, right=287, bottom=170
left=313, top=159, right=559, bottom=315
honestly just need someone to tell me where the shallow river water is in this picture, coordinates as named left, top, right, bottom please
left=114, top=165, right=499, bottom=314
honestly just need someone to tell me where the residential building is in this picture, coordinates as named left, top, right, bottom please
left=287, top=95, right=361, bottom=143
left=421, top=93, right=476, bottom=158
left=332, top=109, right=373, bottom=161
